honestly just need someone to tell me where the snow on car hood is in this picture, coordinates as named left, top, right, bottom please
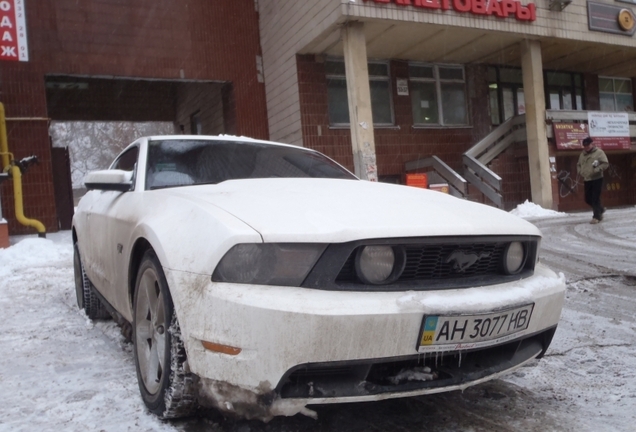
left=172, top=178, right=541, bottom=243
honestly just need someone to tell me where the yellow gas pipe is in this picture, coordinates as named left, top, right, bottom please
left=0, top=103, right=46, bottom=238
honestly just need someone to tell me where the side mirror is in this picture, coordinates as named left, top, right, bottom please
left=85, top=170, right=133, bottom=192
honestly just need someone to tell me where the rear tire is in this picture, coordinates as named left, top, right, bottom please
left=73, top=243, right=110, bottom=320
left=132, top=250, right=198, bottom=418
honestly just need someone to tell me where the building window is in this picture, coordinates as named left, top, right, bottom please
left=545, top=71, right=584, bottom=112
left=326, top=59, right=394, bottom=126
left=409, top=63, right=468, bottom=126
left=599, top=77, right=633, bottom=112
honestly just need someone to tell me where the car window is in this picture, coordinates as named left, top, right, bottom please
left=145, top=140, right=356, bottom=190
left=111, top=146, right=139, bottom=171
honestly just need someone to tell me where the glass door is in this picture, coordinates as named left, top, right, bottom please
left=488, top=67, right=525, bottom=125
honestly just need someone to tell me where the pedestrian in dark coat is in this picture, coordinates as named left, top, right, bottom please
left=576, top=137, right=609, bottom=224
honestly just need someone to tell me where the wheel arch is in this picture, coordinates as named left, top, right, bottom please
left=128, top=237, right=154, bottom=309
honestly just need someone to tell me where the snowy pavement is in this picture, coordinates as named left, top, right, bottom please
left=1, top=204, right=635, bottom=431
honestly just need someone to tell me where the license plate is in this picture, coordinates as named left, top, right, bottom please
left=417, top=304, right=534, bottom=353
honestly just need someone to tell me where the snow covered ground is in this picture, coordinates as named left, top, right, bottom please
left=1, top=204, right=635, bottom=431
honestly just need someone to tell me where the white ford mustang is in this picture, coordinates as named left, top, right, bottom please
left=72, top=135, right=566, bottom=420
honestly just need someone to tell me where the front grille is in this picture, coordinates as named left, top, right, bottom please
left=337, top=242, right=505, bottom=282
left=302, top=235, right=538, bottom=291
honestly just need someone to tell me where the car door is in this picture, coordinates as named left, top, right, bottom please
left=84, top=146, right=140, bottom=314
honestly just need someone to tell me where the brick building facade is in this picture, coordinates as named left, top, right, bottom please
left=1, top=0, right=269, bottom=234
left=1, top=0, right=636, bottom=238
left=258, top=0, right=636, bottom=212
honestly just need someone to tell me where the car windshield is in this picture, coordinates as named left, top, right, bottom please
left=145, top=139, right=356, bottom=190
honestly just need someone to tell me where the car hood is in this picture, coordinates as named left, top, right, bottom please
left=171, top=178, right=541, bottom=243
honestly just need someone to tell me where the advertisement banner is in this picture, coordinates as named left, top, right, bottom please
left=587, top=112, right=631, bottom=150
left=553, top=123, right=589, bottom=150
left=0, top=0, right=28, bottom=62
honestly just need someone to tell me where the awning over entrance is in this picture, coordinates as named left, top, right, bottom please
left=301, top=21, right=636, bottom=77
left=258, top=0, right=636, bottom=210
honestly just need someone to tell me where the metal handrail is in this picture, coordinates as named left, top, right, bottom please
left=462, top=114, right=527, bottom=208
left=465, top=115, right=525, bottom=159
left=545, top=110, right=636, bottom=139
left=405, top=155, right=468, bottom=196
left=545, top=110, right=636, bottom=121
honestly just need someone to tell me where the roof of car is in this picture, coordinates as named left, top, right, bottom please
left=144, top=135, right=307, bottom=151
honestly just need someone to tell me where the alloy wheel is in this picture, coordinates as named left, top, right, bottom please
left=135, top=267, right=167, bottom=395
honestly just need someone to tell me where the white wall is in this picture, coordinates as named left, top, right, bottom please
left=258, top=0, right=342, bottom=146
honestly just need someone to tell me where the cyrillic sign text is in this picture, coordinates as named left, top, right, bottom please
left=363, top=0, right=536, bottom=22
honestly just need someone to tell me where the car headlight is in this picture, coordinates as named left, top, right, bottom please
left=502, top=241, right=526, bottom=275
left=355, top=245, right=406, bottom=285
left=212, top=243, right=326, bottom=286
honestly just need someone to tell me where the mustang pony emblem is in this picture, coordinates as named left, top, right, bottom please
left=445, top=250, right=491, bottom=273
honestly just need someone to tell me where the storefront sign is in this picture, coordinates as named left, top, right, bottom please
left=554, top=116, right=631, bottom=150
left=406, top=173, right=428, bottom=188
left=553, top=123, right=589, bottom=150
left=362, top=0, right=536, bottom=22
left=587, top=112, right=631, bottom=150
left=588, top=2, right=636, bottom=36
left=0, top=0, right=28, bottom=62
left=429, top=183, right=450, bottom=193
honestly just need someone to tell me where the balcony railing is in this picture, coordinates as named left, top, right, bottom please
left=545, top=110, right=636, bottom=142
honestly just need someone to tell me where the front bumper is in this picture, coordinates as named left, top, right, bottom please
left=166, top=263, right=565, bottom=406
left=277, top=326, right=555, bottom=402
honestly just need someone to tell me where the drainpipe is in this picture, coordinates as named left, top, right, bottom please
left=0, top=103, right=47, bottom=238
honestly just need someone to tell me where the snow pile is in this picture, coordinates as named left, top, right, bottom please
left=509, top=200, right=568, bottom=219
left=0, top=237, right=72, bottom=278
left=0, top=233, right=175, bottom=432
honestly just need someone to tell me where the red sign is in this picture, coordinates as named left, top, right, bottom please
left=553, top=123, right=589, bottom=150
left=591, top=136, right=631, bottom=150
left=406, top=173, right=428, bottom=188
left=363, top=0, right=536, bottom=22
left=0, top=0, right=28, bottom=62
left=554, top=123, right=631, bottom=150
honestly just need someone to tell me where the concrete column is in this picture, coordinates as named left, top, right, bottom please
left=520, top=39, right=553, bottom=209
left=342, top=22, right=378, bottom=181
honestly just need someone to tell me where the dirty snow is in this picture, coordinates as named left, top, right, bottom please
left=1, top=207, right=636, bottom=431
left=397, top=272, right=565, bottom=313
left=389, top=366, right=437, bottom=384
left=509, top=199, right=568, bottom=219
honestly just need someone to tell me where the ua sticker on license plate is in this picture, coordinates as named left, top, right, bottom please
left=417, top=304, right=534, bottom=353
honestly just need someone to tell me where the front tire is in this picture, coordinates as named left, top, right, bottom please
left=133, top=250, right=197, bottom=418
left=73, top=243, right=110, bottom=320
